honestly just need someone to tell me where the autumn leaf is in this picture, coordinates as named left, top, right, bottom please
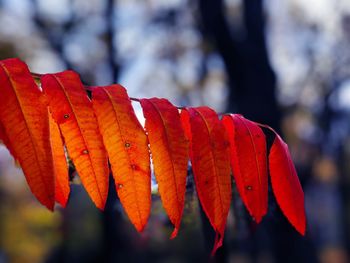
left=41, top=71, right=109, bottom=210
left=49, top=111, right=70, bottom=208
left=0, top=58, right=55, bottom=210
left=140, top=98, right=189, bottom=238
left=222, top=114, right=268, bottom=223
left=268, top=130, right=306, bottom=235
left=180, top=107, right=232, bottom=255
left=92, top=85, right=151, bottom=232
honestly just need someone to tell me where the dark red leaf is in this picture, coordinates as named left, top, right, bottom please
left=222, top=114, right=268, bottom=223
left=181, top=107, right=231, bottom=255
left=269, top=132, right=306, bottom=235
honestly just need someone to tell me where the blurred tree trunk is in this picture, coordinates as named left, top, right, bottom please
left=198, top=0, right=280, bottom=131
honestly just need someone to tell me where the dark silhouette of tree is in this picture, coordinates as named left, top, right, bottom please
left=198, top=0, right=280, bottom=131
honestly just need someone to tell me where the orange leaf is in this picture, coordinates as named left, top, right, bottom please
left=140, top=98, right=189, bottom=238
left=180, top=107, right=231, bottom=255
left=92, top=85, right=151, bottom=231
left=41, top=71, right=109, bottom=210
left=222, top=114, right=268, bottom=223
left=49, top=111, right=70, bottom=207
left=268, top=131, right=306, bottom=235
left=0, top=58, right=55, bottom=210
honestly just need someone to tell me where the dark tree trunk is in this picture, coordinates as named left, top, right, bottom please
left=198, top=0, right=281, bottom=132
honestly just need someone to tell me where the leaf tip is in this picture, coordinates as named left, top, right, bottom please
left=133, top=221, right=147, bottom=233
left=45, top=202, right=55, bottom=212
left=210, top=232, right=223, bottom=257
left=294, top=218, right=306, bottom=236
left=170, top=227, right=179, bottom=240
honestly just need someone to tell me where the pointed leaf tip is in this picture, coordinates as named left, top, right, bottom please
left=211, top=233, right=224, bottom=257
left=170, top=227, right=179, bottom=240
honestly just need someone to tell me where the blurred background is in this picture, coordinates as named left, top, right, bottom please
left=1, top=0, right=350, bottom=262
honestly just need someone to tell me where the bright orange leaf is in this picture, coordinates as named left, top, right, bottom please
left=41, top=71, right=109, bottom=210
left=180, top=107, right=232, bottom=255
left=140, top=98, right=189, bottom=238
left=49, top=111, right=70, bottom=208
left=92, top=85, right=151, bottom=231
left=222, top=114, right=268, bottom=223
left=0, top=58, right=55, bottom=210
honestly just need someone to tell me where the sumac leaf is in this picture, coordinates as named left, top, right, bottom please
left=268, top=132, right=306, bottom=235
left=180, top=107, right=231, bottom=255
left=140, top=98, right=189, bottom=238
left=41, top=71, right=109, bottom=210
left=0, top=58, right=55, bottom=210
left=222, top=114, right=268, bottom=223
left=92, top=85, right=151, bottom=231
left=49, top=111, right=70, bottom=207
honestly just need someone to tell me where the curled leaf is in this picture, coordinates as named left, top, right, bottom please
left=49, top=111, right=70, bottom=207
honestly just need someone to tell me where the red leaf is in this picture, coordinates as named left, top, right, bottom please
left=49, top=111, right=70, bottom=207
left=92, top=85, right=151, bottom=232
left=41, top=71, right=109, bottom=210
left=268, top=132, right=306, bottom=235
left=140, top=98, right=189, bottom=238
left=222, top=114, right=268, bottom=223
left=0, top=58, right=55, bottom=210
left=180, top=107, right=231, bottom=255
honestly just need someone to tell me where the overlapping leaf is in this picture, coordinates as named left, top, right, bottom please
left=222, top=114, right=268, bottom=223
left=41, top=71, right=109, bottom=210
left=180, top=107, right=232, bottom=255
left=140, top=98, right=189, bottom=238
left=49, top=111, right=70, bottom=207
left=92, top=85, right=151, bottom=231
left=0, top=58, right=55, bottom=210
